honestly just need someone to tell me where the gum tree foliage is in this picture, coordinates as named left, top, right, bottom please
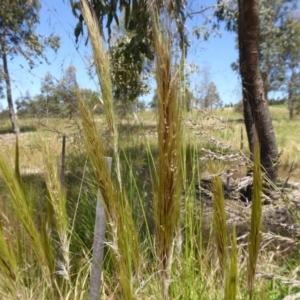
left=16, top=73, right=60, bottom=120
left=70, top=0, right=187, bottom=55
left=236, top=10, right=300, bottom=122
left=57, top=66, right=78, bottom=119
left=85, top=25, right=150, bottom=116
left=274, top=18, right=300, bottom=118
left=109, top=34, right=150, bottom=117
left=199, top=82, right=221, bottom=109
left=258, top=0, right=298, bottom=100
left=216, top=0, right=299, bottom=107
left=150, top=87, right=195, bottom=111
left=216, top=0, right=279, bottom=183
left=197, top=65, right=221, bottom=109
left=40, top=72, right=60, bottom=123
left=70, top=0, right=188, bottom=109
left=16, top=91, right=37, bottom=117
left=0, top=0, right=60, bottom=134
left=16, top=68, right=100, bottom=118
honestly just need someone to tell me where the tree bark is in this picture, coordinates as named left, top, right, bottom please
left=0, top=28, right=20, bottom=135
left=238, top=0, right=278, bottom=183
left=238, top=0, right=255, bottom=156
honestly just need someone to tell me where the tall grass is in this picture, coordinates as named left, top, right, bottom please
left=42, top=142, right=71, bottom=284
left=78, top=0, right=122, bottom=189
left=248, top=140, right=263, bottom=300
left=225, top=227, right=238, bottom=300
left=0, top=138, right=87, bottom=299
left=211, top=167, right=228, bottom=273
left=0, top=1, right=294, bottom=299
left=0, top=151, right=54, bottom=292
left=211, top=165, right=238, bottom=300
left=78, top=0, right=140, bottom=298
left=152, top=7, right=182, bottom=299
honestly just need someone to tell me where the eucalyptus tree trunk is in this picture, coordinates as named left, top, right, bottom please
left=238, top=0, right=278, bottom=183
left=0, top=28, right=20, bottom=135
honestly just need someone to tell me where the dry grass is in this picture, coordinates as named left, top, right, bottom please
left=0, top=96, right=299, bottom=299
left=191, top=106, right=300, bottom=181
left=0, top=105, right=299, bottom=181
left=152, top=8, right=182, bottom=299
left=1, top=1, right=300, bottom=297
left=0, top=117, right=82, bottom=174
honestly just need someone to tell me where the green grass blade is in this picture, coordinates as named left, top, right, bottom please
left=248, top=141, right=262, bottom=300
left=0, top=222, right=18, bottom=295
left=79, top=0, right=122, bottom=189
left=211, top=170, right=228, bottom=274
left=225, top=227, right=238, bottom=300
left=76, top=86, right=139, bottom=299
left=42, top=142, right=71, bottom=284
left=0, top=151, right=54, bottom=290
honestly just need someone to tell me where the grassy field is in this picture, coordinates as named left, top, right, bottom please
left=0, top=102, right=300, bottom=299
left=1, top=104, right=298, bottom=180
left=1, top=5, right=300, bottom=297
left=0, top=104, right=299, bottom=299
left=2, top=0, right=300, bottom=298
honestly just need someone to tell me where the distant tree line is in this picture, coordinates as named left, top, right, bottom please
left=150, top=79, right=222, bottom=111
left=15, top=66, right=102, bottom=119
left=12, top=64, right=148, bottom=120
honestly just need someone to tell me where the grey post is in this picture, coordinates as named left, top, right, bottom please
left=90, top=157, right=112, bottom=300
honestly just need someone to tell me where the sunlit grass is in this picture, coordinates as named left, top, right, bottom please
left=0, top=94, right=298, bottom=299
left=1, top=105, right=299, bottom=179
left=0, top=4, right=300, bottom=299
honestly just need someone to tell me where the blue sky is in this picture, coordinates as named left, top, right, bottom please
left=4, top=0, right=241, bottom=109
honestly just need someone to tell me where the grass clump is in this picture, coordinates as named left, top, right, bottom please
left=211, top=166, right=228, bottom=273
left=152, top=7, right=182, bottom=299
left=225, top=227, right=238, bottom=300
left=0, top=138, right=87, bottom=299
left=78, top=1, right=140, bottom=298
left=248, top=141, right=263, bottom=300
left=0, top=1, right=299, bottom=299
